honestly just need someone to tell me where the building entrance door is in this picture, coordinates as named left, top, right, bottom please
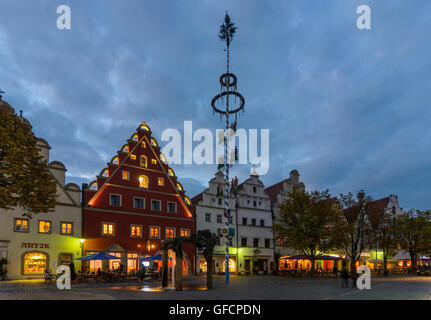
left=244, top=259, right=251, bottom=273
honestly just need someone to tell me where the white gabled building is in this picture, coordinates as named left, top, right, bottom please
left=192, top=171, right=238, bottom=275
left=235, top=172, right=274, bottom=274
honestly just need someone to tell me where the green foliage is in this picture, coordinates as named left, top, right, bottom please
left=0, top=100, right=57, bottom=217
left=274, top=188, right=344, bottom=270
left=219, top=12, right=237, bottom=47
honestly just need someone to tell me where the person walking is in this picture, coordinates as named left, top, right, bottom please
left=332, top=265, right=338, bottom=278
left=341, top=261, right=349, bottom=288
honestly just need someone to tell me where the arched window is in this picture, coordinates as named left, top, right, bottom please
left=131, top=134, right=139, bottom=142
left=168, top=168, right=175, bottom=177
left=150, top=138, right=158, bottom=146
left=140, top=155, right=147, bottom=168
left=160, top=153, right=167, bottom=163
left=184, top=196, right=191, bottom=205
left=177, top=183, right=183, bottom=191
left=142, top=141, right=146, bottom=148
left=89, top=182, right=98, bottom=191
left=140, top=123, right=150, bottom=131
left=139, top=175, right=149, bottom=189
left=122, top=145, right=129, bottom=153
left=112, top=156, right=119, bottom=165
left=101, top=169, right=109, bottom=177
left=23, top=252, right=48, bottom=274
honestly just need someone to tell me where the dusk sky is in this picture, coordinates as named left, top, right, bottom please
left=0, top=1, right=430, bottom=210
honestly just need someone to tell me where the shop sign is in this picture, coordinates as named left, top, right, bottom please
left=21, top=242, right=50, bottom=249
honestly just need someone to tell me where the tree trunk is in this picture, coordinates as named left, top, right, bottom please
left=161, top=249, right=168, bottom=288
left=175, top=252, right=183, bottom=291
left=410, top=250, right=417, bottom=273
left=383, top=255, right=388, bottom=275
left=350, top=259, right=357, bottom=273
left=206, top=256, right=213, bottom=289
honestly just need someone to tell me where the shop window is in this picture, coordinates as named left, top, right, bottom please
left=110, top=194, right=121, bottom=206
left=109, top=252, right=122, bottom=270
left=61, top=222, right=73, bottom=235
left=122, top=170, right=130, bottom=180
left=151, top=200, right=161, bottom=211
left=158, top=177, right=164, bottom=186
left=23, top=252, right=47, bottom=274
left=38, top=220, right=51, bottom=234
left=222, top=258, right=236, bottom=273
left=14, top=218, right=29, bottom=232
left=165, top=227, right=175, bottom=239
left=127, top=253, right=138, bottom=272
left=149, top=226, right=160, bottom=239
left=139, top=175, right=149, bottom=188
left=88, top=251, right=102, bottom=272
left=130, top=225, right=142, bottom=238
left=180, top=229, right=190, bottom=237
left=134, top=197, right=145, bottom=209
left=167, top=202, right=177, bottom=213
left=102, top=223, right=115, bottom=236
left=140, top=155, right=147, bottom=168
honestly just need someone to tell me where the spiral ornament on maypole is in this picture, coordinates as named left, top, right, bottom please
left=211, top=12, right=245, bottom=284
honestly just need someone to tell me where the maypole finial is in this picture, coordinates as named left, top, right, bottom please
left=218, top=11, right=237, bottom=48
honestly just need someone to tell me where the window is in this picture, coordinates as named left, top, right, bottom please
left=217, top=214, right=222, bottom=223
left=132, top=134, right=138, bottom=142
left=177, top=183, right=183, bottom=191
left=130, top=225, right=142, bottom=238
left=61, top=222, right=73, bottom=235
left=140, top=155, right=147, bottom=168
left=180, top=229, right=190, bottom=237
left=127, top=253, right=138, bottom=272
left=150, top=138, right=157, bottom=146
left=242, top=217, right=247, bottom=225
left=102, top=223, right=115, bottom=236
left=165, top=227, right=175, bottom=239
left=142, top=141, right=146, bottom=148
left=131, top=154, right=136, bottom=160
left=241, top=237, right=247, bottom=247
left=205, top=213, right=211, bottom=222
left=265, top=239, right=271, bottom=248
left=167, top=202, right=177, bottom=213
left=14, top=218, right=29, bottom=232
left=122, top=171, right=130, bottom=180
left=110, top=194, right=121, bottom=206
left=89, top=182, right=98, bottom=191
left=134, top=197, right=145, bottom=209
left=260, top=219, right=265, bottom=227
left=253, top=186, right=257, bottom=193
left=112, top=156, right=119, bottom=165
left=160, top=153, right=167, bottom=163
left=38, top=221, right=51, bottom=234
left=218, top=198, right=222, bottom=205
left=158, top=177, right=164, bottom=186
left=139, top=175, right=149, bottom=188
left=122, top=145, right=129, bottom=153
left=59, top=254, right=73, bottom=266
left=23, top=252, right=47, bottom=274
left=253, top=201, right=257, bottom=207
left=151, top=200, right=161, bottom=211
left=152, top=159, right=157, bottom=164
left=168, top=168, right=175, bottom=176
left=102, top=169, right=109, bottom=177
left=253, top=238, right=259, bottom=247
left=149, top=226, right=160, bottom=239
left=251, top=218, right=256, bottom=226
left=109, top=252, right=122, bottom=270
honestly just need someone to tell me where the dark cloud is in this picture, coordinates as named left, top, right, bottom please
left=0, top=1, right=429, bottom=210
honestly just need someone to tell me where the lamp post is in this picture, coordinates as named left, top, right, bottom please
left=211, top=12, right=245, bottom=284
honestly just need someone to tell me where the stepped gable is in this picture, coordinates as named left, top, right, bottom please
left=84, top=121, right=193, bottom=218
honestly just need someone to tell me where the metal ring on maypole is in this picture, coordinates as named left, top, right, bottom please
left=211, top=90, right=245, bottom=115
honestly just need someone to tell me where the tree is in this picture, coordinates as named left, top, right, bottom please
left=334, top=190, right=373, bottom=272
left=367, top=203, right=397, bottom=275
left=395, top=209, right=431, bottom=272
left=0, top=100, right=57, bottom=217
left=274, top=188, right=344, bottom=274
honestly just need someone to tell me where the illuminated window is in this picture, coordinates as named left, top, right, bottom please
left=14, top=218, right=29, bottom=232
left=134, top=197, right=145, bottom=209
left=89, top=182, right=98, bottom=191
left=122, top=171, right=130, bottom=180
left=130, top=225, right=142, bottom=238
left=139, top=175, right=149, bottom=188
left=151, top=159, right=157, bottom=164
left=142, top=141, right=146, bottom=148
left=109, top=252, right=121, bottom=269
left=151, top=200, right=161, bottom=211
left=140, top=123, right=150, bottom=131
left=177, top=183, right=183, bottom=191
left=168, top=168, right=175, bottom=176
left=150, top=138, right=157, bottom=146
left=149, top=226, right=160, bottom=239
left=112, top=156, right=119, bottom=165
left=102, top=169, right=109, bottom=177
left=23, top=252, right=47, bottom=275
left=158, top=177, right=164, bottom=186
left=222, top=258, right=236, bottom=273
left=140, top=155, right=147, bottom=167
left=130, top=154, right=136, bottom=160
left=160, top=153, right=167, bottom=163
left=167, top=202, right=177, bottom=213
left=132, top=134, right=138, bottom=142
left=38, top=220, right=51, bottom=234
left=109, top=194, right=121, bottom=206
left=184, top=196, right=191, bottom=205
left=127, top=253, right=138, bottom=272
left=122, top=145, right=129, bottom=153
left=165, top=227, right=175, bottom=239
left=61, top=222, right=73, bottom=235
left=180, top=229, right=190, bottom=237
left=102, top=223, right=115, bottom=236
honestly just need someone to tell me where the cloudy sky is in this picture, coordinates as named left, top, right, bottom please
left=0, top=1, right=430, bottom=210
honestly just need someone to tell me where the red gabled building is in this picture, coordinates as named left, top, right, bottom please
left=82, top=122, right=195, bottom=274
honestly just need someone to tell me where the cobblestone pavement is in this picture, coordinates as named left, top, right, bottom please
left=0, top=275, right=430, bottom=300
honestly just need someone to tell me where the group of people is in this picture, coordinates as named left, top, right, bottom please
left=340, top=261, right=359, bottom=288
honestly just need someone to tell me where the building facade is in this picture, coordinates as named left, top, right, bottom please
left=0, top=136, right=82, bottom=279
left=82, top=122, right=195, bottom=274
left=192, top=171, right=237, bottom=275
left=236, top=173, right=274, bottom=274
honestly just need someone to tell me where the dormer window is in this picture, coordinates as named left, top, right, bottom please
left=122, top=145, right=129, bottom=153
left=132, top=134, right=139, bottom=142
left=140, top=123, right=150, bottom=131
left=112, top=156, right=119, bottom=165
left=102, top=169, right=109, bottom=177
left=150, top=138, right=157, bottom=146
left=177, top=183, right=183, bottom=191
left=160, top=153, right=167, bottom=163
left=184, top=196, right=191, bottom=205
left=168, top=168, right=175, bottom=176
left=89, top=182, right=98, bottom=191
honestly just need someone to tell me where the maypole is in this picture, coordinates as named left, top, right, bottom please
left=211, top=12, right=245, bottom=284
